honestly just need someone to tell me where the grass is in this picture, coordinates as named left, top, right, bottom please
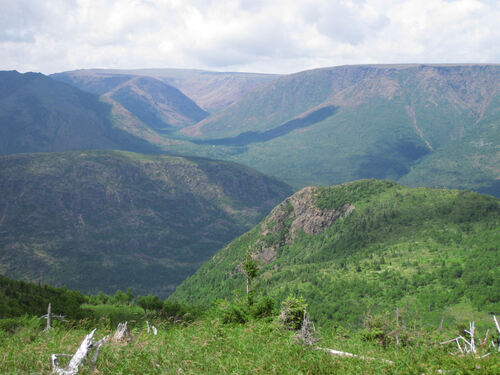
left=1, top=312, right=499, bottom=374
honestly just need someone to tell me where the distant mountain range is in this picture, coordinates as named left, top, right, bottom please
left=51, top=68, right=278, bottom=113
left=175, top=64, right=500, bottom=196
left=0, top=150, right=292, bottom=296
left=170, top=180, right=500, bottom=326
left=3, top=65, right=499, bottom=197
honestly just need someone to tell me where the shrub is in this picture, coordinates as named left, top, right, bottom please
left=216, top=300, right=248, bottom=324
left=279, top=296, right=307, bottom=330
left=250, top=296, right=276, bottom=319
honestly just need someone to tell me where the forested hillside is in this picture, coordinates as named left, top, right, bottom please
left=171, top=64, right=500, bottom=196
left=0, top=150, right=292, bottom=297
left=171, top=180, right=500, bottom=326
left=0, top=71, right=158, bottom=155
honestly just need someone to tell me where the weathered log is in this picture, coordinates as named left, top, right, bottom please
left=317, top=347, right=394, bottom=365
left=51, top=329, right=110, bottom=374
left=90, top=334, right=110, bottom=370
left=146, top=320, right=157, bottom=335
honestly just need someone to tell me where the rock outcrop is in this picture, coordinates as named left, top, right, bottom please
left=254, top=187, right=354, bottom=264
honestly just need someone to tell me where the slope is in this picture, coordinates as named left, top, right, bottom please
left=52, top=71, right=209, bottom=131
left=175, top=64, right=500, bottom=192
left=400, top=91, right=500, bottom=197
left=0, top=71, right=159, bottom=155
left=170, top=180, right=500, bottom=326
left=52, top=68, right=278, bottom=113
left=0, top=150, right=292, bottom=297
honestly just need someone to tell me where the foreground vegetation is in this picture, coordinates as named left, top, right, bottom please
left=1, top=299, right=500, bottom=374
left=2, top=180, right=500, bottom=373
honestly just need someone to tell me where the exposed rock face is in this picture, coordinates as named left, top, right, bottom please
left=254, top=187, right=354, bottom=264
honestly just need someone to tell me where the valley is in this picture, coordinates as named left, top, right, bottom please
left=0, top=150, right=291, bottom=296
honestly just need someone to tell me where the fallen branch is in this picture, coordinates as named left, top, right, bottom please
left=316, top=347, right=394, bottom=365
left=90, top=334, right=110, bottom=370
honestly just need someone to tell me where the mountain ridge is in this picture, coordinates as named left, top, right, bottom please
left=0, top=150, right=292, bottom=297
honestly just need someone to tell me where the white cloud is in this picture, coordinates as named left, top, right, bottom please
left=0, top=0, right=498, bottom=74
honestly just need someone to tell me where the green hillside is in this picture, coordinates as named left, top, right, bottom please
left=170, top=180, right=500, bottom=327
left=400, top=92, right=500, bottom=196
left=109, top=76, right=208, bottom=132
left=0, top=71, right=158, bottom=155
left=0, top=150, right=292, bottom=297
left=168, top=64, right=500, bottom=195
left=46, top=65, right=500, bottom=197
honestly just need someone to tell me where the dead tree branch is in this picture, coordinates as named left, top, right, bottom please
left=51, top=329, right=108, bottom=375
left=39, top=303, right=66, bottom=331
left=112, top=321, right=129, bottom=342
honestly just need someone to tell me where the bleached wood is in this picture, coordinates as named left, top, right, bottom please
left=52, top=329, right=97, bottom=375
left=40, top=303, right=66, bottom=332
left=90, top=334, right=109, bottom=370
left=113, top=321, right=129, bottom=342
left=46, top=303, right=52, bottom=331
left=493, top=315, right=500, bottom=351
left=317, top=347, right=394, bottom=365
left=493, top=315, right=500, bottom=333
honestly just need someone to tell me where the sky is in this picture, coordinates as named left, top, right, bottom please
left=1, top=0, right=499, bottom=75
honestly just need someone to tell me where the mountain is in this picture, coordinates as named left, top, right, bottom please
left=400, top=92, right=500, bottom=195
left=173, top=64, right=500, bottom=195
left=0, top=150, right=292, bottom=297
left=170, top=180, right=500, bottom=326
left=51, top=71, right=210, bottom=132
left=0, top=70, right=162, bottom=155
left=52, top=68, right=279, bottom=113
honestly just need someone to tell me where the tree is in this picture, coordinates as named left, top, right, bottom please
left=137, top=294, right=163, bottom=314
left=242, top=252, right=258, bottom=298
left=113, top=289, right=128, bottom=305
left=125, top=288, right=134, bottom=305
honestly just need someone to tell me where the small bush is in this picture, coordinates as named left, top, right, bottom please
left=279, top=296, right=307, bottom=330
left=0, top=315, right=42, bottom=334
left=216, top=300, right=248, bottom=324
left=250, top=297, right=276, bottom=319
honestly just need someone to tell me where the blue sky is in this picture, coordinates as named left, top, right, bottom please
left=1, top=0, right=499, bottom=74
